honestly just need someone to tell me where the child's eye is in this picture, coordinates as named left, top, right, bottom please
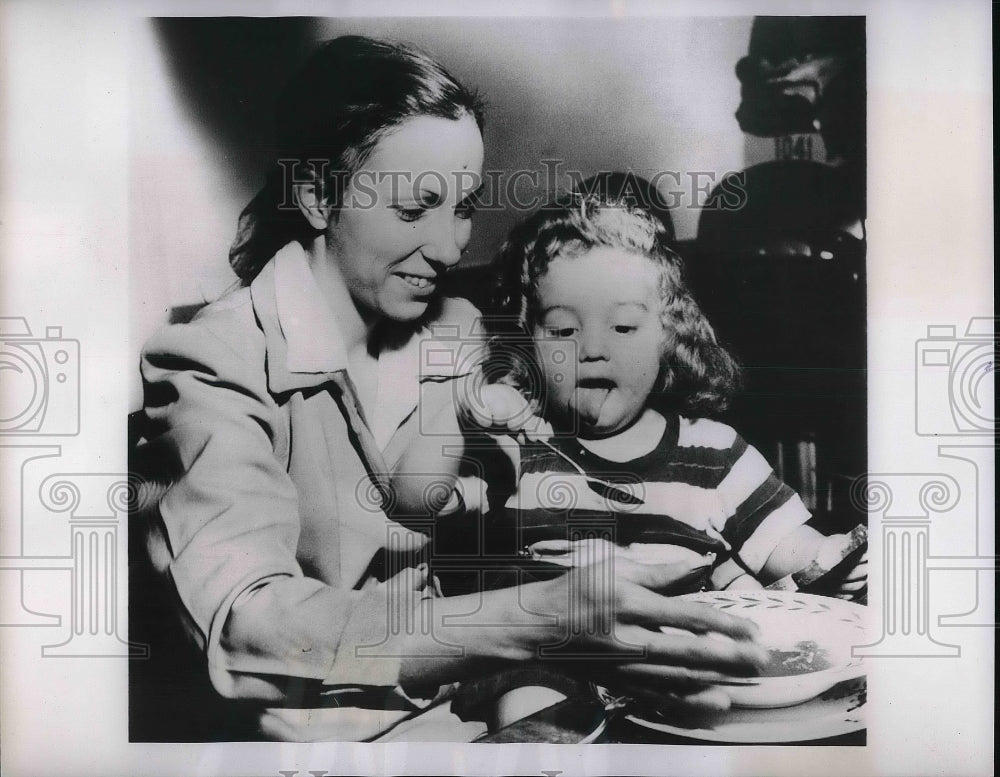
left=394, top=206, right=426, bottom=223
left=545, top=327, right=578, bottom=338
left=613, top=325, right=638, bottom=335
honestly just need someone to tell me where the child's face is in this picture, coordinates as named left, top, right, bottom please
left=533, top=246, right=667, bottom=437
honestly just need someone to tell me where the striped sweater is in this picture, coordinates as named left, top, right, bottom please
left=488, top=414, right=811, bottom=582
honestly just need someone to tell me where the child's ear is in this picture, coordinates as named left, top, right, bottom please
left=657, top=325, right=673, bottom=360
left=655, top=332, right=674, bottom=392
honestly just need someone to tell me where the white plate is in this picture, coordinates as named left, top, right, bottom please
left=625, top=677, right=866, bottom=743
left=671, top=591, right=867, bottom=707
left=627, top=591, right=868, bottom=742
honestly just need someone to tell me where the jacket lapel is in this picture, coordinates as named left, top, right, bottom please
left=249, top=245, right=393, bottom=508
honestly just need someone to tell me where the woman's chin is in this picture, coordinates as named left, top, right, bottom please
left=382, top=297, right=432, bottom=323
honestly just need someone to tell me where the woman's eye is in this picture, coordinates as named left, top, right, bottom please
left=394, top=207, right=426, bottom=223
left=455, top=200, right=477, bottom=220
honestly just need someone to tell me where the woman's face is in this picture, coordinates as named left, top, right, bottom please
left=533, top=247, right=667, bottom=437
left=326, top=114, right=484, bottom=322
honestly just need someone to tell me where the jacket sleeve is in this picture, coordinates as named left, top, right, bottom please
left=139, top=305, right=409, bottom=702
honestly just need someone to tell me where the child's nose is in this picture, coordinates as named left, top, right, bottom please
left=578, top=328, right=610, bottom=361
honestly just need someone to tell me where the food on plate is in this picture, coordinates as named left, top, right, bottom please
left=761, top=640, right=834, bottom=676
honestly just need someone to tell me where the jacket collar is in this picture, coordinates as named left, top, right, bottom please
left=250, top=242, right=483, bottom=446
left=275, top=241, right=350, bottom=374
left=248, top=242, right=348, bottom=395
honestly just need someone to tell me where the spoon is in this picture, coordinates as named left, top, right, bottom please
left=530, top=435, right=645, bottom=506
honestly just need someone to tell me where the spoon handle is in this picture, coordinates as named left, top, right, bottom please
left=532, top=435, right=646, bottom=506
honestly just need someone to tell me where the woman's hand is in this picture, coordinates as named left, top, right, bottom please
left=457, top=382, right=553, bottom=440
left=511, top=558, right=768, bottom=688
left=397, top=556, right=766, bottom=708
left=390, top=380, right=547, bottom=517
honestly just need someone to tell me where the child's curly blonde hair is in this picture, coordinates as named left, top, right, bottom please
left=488, top=189, right=741, bottom=418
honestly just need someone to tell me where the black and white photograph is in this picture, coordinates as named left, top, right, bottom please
left=0, top=2, right=993, bottom=776
left=126, top=13, right=871, bottom=746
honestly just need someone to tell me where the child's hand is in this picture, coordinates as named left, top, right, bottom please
left=457, top=382, right=553, bottom=440
left=813, top=532, right=868, bottom=600
left=834, top=548, right=868, bottom=600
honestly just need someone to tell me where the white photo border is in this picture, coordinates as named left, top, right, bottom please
left=0, top=1, right=992, bottom=775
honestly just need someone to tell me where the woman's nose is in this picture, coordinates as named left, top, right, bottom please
left=421, top=210, right=465, bottom=268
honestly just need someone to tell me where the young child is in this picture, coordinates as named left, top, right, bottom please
left=398, top=189, right=866, bottom=594
left=393, top=187, right=867, bottom=728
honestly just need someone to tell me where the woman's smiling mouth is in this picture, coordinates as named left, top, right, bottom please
left=396, top=272, right=436, bottom=290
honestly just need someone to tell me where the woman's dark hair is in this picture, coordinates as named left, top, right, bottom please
left=489, top=188, right=741, bottom=418
left=229, top=35, right=485, bottom=283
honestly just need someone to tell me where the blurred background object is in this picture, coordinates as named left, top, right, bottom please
left=694, top=16, right=866, bottom=533
left=736, top=17, right=865, bottom=143
left=737, top=15, right=865, bottom=209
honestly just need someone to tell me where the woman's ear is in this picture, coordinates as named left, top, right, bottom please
left=293, top=183, right=330, bottom=230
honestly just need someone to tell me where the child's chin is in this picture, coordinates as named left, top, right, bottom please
left=554, top=406, right=635, bottom=438
left=592, top=402, right=658, bottom=437
left=577, top=416, right=633, bottom=439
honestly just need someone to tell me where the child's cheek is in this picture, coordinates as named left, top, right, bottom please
left=536, top=339, right=575, bottom=386
left=540, top=356, right=572, bottom=392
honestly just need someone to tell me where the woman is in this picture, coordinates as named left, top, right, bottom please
left=135, top=35, right=765, bottom=742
